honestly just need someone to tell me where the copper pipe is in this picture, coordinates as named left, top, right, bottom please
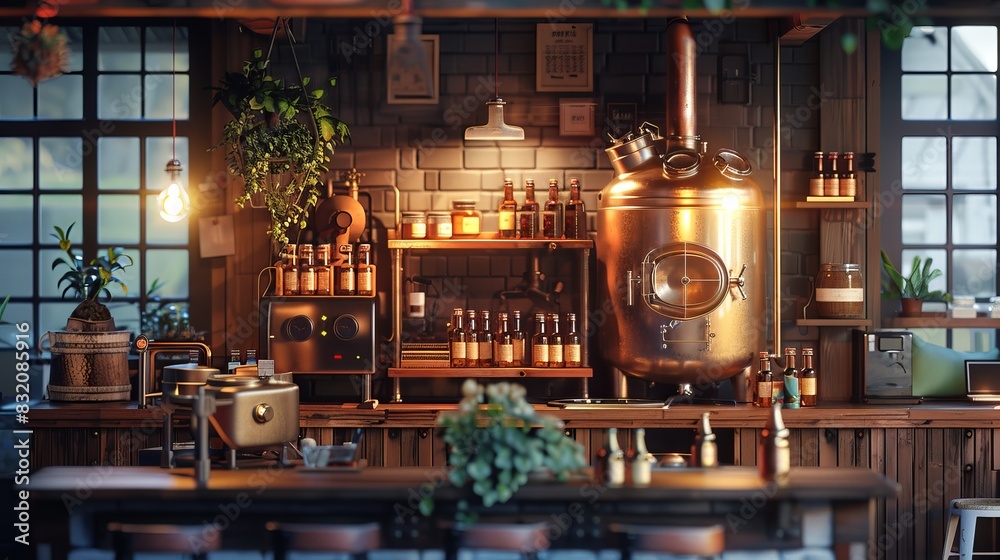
left=665, top=18, right=696, bottom=140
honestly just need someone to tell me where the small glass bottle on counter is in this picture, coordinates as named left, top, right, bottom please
left=755, top=351, right=773, bottom=408
left=336, top=244, right=356, bottom=296
left=690, top=412, right=718, bottom=468
left=542, top=178, right=564, bottom=239
left=451, top=200, right=481, bottom=238
left=495, top=311, right=514, bottom=367
left=465, top=310, right=480, bottom=367
left=531, top=312, right=549, bottom=367
left=401, top=211, right=427, bottom=239
left=478, top=310, right=494, bottom=367
left=298, top=244, right=316, bottom=295
left=356, top=244, right=374, bottom=297
left=782, top=347, right=800, bottom=409
left=245, top=349, right=257, bottom=365
left=519, top=179, right=539, bottom=239
left=841, top=152, right=857, bottom=198
left=426, top=211, right=453, bottom=240
left=564, top=178, right=586, bottom=239
left=449, top=308, right=467, bottom=367
left=824, top=151, right=840, bottom=196
left=759, top=402, right=790, bottom=485
left=547, top=312, right=564, bottom=367
left=631, top=428, right=653, bottom=485
left=564, top=313, right=582, bottom=367
left=315, top=244, right=332, bottom=296
left=809, top=151, right=825, bottom=197
left=800, top=347, right=817, bottom=407
left=511, top=310, right=526, bottom=366
left=498, top=178, right=518, bottom=239
left=228, top=349, right=241, bottom=372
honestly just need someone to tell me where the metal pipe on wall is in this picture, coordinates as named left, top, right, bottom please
left=772, top=36, right=782, bottom=355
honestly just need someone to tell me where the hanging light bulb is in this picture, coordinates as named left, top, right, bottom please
left=158, top=158, right=189, bottom=222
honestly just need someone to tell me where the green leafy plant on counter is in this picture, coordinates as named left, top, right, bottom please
left=427, top=379, right=588, bottom=525
left=0, top=295, right=9, bottom=323
left=51, top=223, right=132, bottom=323
left=880, top=249, right=951, bottom=302
left=211, top=40, right=350, bottom=250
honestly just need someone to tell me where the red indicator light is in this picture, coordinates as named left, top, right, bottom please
left=333, top=354, right=343, bottom=360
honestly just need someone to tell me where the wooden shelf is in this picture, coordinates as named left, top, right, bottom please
left=389, top=367, right=593, bottom=378
left=387, top=235, right=593, bottom=250
left=883, top=313, right=1000, bottom=329
left=793, top=201, right=870, bottom=209
left=796, top=318, right=873, bottom=327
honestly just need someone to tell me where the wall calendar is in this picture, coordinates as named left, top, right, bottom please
left=536, top=23, right=594, bottom=92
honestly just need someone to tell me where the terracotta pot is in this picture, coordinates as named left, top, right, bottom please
left=900, top=298, right=923, bottom=317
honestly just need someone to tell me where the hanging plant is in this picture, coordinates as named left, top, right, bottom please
left=9, top=16, right=71, bottom=87
left=211, top=19, right=349, bottom=251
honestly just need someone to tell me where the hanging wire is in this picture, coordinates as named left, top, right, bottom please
left=494, top=18, right=499, bottom=99
left=171, top=19, right=176, bottom=161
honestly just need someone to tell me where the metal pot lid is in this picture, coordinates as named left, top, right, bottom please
left=205, top=375, right=264, bottom=389
left=162, top=363, right=219, bottom=383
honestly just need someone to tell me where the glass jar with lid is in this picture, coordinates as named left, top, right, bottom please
left=427, top=211, right=454, bottom=239
left=813, top=263, right=864, bottom=318
left=400, top=211, right=427, bottom=239
left=451, top=199, right=482, bottom=237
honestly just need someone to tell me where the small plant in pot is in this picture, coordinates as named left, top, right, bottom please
left=880, top=250, right=951, bottom=317
left=212, top=42, right=350, bottom=254
left=45, top=223, right=134, bottom=402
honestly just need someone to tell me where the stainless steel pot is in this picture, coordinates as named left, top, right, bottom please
left=161, top=363, right=219, bottom=405
left=596, top=18, right=765, bottom=390
left=203, top=375, right=299, bottom=450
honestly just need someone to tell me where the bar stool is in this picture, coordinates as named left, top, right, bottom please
left=611, top=523, right=725, bottom=560
left=942, top=498, right=1000, bottom=559
left=446, top=522, right=549, bottom=560
left=266, top=521, right=381, bottom=560
left=107, top=522, right=221, bottom=560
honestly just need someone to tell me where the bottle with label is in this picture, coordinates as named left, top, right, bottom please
left=511, top=310, right=526, bottom=366
left=632, top=428, right=653, bottom=485
left=564, top=178, right=586, bottom=239
left=809, top=151, right=825, bottom=197
left=800, top=347, right=817, bottom=407
left=606, top=427, right=626, bottom=485
left=564, top=312, right=582, bottom=367
left=547, top=313, right=564, bottom=367
left=841, top=152, right=857, bottom=198
left=228, top=349, right=241, bottom=372
left=531, top=312, right=549, bottom=367
left=498, top=178, right=518, bottom=239
left=495, top=311, right=514, bottom=367
left=759, top=402, right=790, bottom=485
left=298, top=244, right=316, bottom=295
left=282, top=250, right=299, bottom=296
left=782, top=347, right=800, bottom=409
left=478, top=310, right=494, bottom=368
left=451, top=199, right=481, bottom=238
left=357, top=244, right=375, bottom=297
left=315, top=244, right=332, bottom=296
left=449, top=308, right=467, bottom=367
left=824, top=151, right=840, bottom=196
left=336, top=244, right=356, bottom=296
left=518, top=179, right=539, bottom=239
left=755, top=351, right=773, bottom=408
left=465, top=310, right=480, bottom=367
left=691, top=412, right=718, bottom=468
left=245, top=349, right=257, bottom=365
left=542, top=178, right=565, bottom=239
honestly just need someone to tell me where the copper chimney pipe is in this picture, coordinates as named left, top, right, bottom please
left=665, top=18, right=697, bottom=143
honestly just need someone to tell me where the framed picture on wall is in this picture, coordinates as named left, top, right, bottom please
left=387, top=34, right=440, bottom=104
left=536, top=23, right=593, bottom=92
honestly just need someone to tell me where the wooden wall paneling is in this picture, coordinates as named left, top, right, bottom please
left=896, top=429, right=915, bottom=560
left=927, top=429, right=946, bottom=559
left=913, top=428, right=928, bottom=558
left=398, top=429, right=420, bottom=466
left=944, top=428, right=964, bottom=556
left=735, top=429, right=757, bottom=468
left=788, top=427, right=802, bottom=467
left=868, top=428, right=888, bottom=559
left=799, top=428, right=819, bottom=466
left=416, top=427, right=436, bottom=467
left=365, top=428, right=385, bottom=467
left=818, top=428, right=838, bottom=467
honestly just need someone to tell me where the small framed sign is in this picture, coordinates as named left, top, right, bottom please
left=387, top=34, right=440, bottom=104
left=536, top=23, right=593, bottom=92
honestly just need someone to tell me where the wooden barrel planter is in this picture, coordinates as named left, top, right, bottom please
left=42, top=330, right=131, bottom=401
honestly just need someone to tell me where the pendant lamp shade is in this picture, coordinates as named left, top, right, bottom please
left=464, top=19, right=523, bottom=141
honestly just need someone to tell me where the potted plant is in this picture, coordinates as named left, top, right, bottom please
left=9, top=17, right=71, bottom=87
left=44, top=223, right=134, bottom=401
left=212, top=44, right=350, bottom=253
left=880, top=250, right=951, bottom=317
left=426, top=379, right=588, bottom=524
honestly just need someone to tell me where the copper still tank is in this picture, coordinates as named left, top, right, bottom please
left=596, top=18, right=766, bottom=397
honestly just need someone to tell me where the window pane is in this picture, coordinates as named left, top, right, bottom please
left=39, top=138, right=83, bottom=190
left=40, top=302, right=80, bottom=335
left=952, top=75, right=997, bottom=120
left=0, top=194, right=33, bottom=244
left=953, top=194, right=997, bottom=244
left=100, top=246, right=140, bottom=301
left=0, top=250, right=33, bottom=296
left=952, top=329, right=996, bottom=352
left=37, top=75, right=83, bottom=120
left=106, top=301, right=140, bottom=336
left=953, top=249, right=997, bottom=297
left=98, top=26, right=141, bottom=71
left=902, top=26, right=948, bottom=71
left=146, top=249, right=189, bottom=298
left=0, top=138, right=33, bottom=190
left=146, top=137, right=188, bottom=189
left=98, top=75, right=142, bottom=120
left=0, top=77, right=34, bottom=119
left=98, top=195, right=140, bottom=245
left=902, top=194, right=947, bottom=244
left=64, top=26, right=83, bottom=72
left=146, top=26, right=189, bottom=72
left=145, top=74, right=189, bottom=120
left=99, top=137, right=140, bottom=190
left=952, top=26, right=998, bottom=72
left=39, top=194, right=83, bottom=245
left=952, top=137, right=997, bottom=190
left=902, top=248, right=948, bottom=295
left=902, top=75, right=948, bottom=120
left=901, top=137, right=947, bottom=189
left=146, top=195, right=189, bottom=244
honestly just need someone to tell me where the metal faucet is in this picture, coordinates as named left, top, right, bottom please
left=134, top=335, right=213, bottom=408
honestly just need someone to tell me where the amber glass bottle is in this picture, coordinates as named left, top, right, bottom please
left=755, top=351, right=773, bottom=408
left=800, top=347, right=817, bottom=407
